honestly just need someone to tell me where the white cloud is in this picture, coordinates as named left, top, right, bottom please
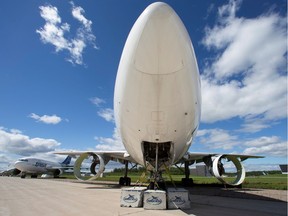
left=197, top=128, right=287, bottom=157
left=90, top=97, right=106, bottom=107
left=0, top=154, right=14, bottom=170
left=38, top=4, right=61, bottom=24
left=0, top=154, right=10, bottom=164
left=36, top=5, right=70, bottom=52
left=29, top=113, right=62, bottom=124
left=243, top=141, right=287, bottom=157
left=97, top=108, right=114, bottom=122
left=238, top=116, right=271, bottom=133
left=71, top=2, right=92, bottom=30
left=200, top=0, right=287, bottom=128
left=244, top=136, right=280, bottom=147
left=36, top=2, right=96, bottom=65
left=242, top=136, right=287, bottom=157
left=32, top=151, right=71, bottom=163
left=0, top=127, right=60, bottom=156
left=94, top=128, right=124, bottom=151
left=196, top=128, right=240, bottom=150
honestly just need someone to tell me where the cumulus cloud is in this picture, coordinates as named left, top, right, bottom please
left=196, top=128, right=240, bottom=150
left=97, top=108, right=114, bottom=122
left=90, top=97, right=106, bottom=107
left=94, top=128, right=124, bottom=151
left=36, top=2, right=96, bottom=65
left=244, top=136, right=280, bottom=147
left=201, top=0, right=287, bottom=130
left=0, top=154, right=10, bottom=164
left=243, top=136, right=287, bottom=157
left=196, top=129, right=287, bottom=157
left=71, top=2, right=93, bottom=30
left=0, top=128, right=60, bottom=156
left=90, top=97, right=114, bottom=123
left=243, top=141, right=287, bottom=157
left=29, top=113, right=62, bottom=124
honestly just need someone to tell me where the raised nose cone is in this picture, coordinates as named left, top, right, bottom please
left=14, top=161, right=23, bottom=170
left=142, top=2, right=173, bottom=19
left=133, top=2, right=188, bottom=75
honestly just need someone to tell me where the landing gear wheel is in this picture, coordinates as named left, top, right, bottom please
left=21, top=174, right=26, bottom=179
left=147, top=182, right=155, bottom=190
left=119, top=177, right=131, bottom=186
left=119, top=177, right=124, bottom=185
left=126, top=177, right=131, bottom=186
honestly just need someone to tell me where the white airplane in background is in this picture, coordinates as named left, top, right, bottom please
left=14, top=156, right=72, bottom=179
left=56, top=2, right=263, bottom=187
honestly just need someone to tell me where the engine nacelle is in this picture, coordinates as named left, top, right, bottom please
left=206, top=155, right=245, bottom=186
left=74, top=153, right=106, bottom=181
left=53, top=169, right=63, bottom=177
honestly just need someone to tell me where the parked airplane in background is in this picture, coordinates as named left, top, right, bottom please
left=56, top=2, right=263, bottom=187
left=14, top=156, right=72, bottom=178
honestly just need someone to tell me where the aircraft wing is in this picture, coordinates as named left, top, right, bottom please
left=183, top=152, right=264, bottom=163
left=54, top=150, right=137, bottom=164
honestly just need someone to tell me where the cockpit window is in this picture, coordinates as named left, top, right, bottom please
left=19, top=159, right=28, bottom=162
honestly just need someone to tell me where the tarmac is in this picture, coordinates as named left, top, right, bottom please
left=0, top=177, right=287, bottom=216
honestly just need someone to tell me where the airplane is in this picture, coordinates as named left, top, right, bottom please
left=55, top=2, right=263, bottom=188
left=14, top=155, right=72, bottom=178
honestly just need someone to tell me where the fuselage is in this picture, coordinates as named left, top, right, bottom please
left=14, top=158, right=60, bottom=174
left=114, top=3, right=201, bottom=169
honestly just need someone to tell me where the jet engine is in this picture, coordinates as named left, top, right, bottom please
left=53, top=169, right=62, bottom=177
left=205, top=155, right=245, bottom=186
left=74, top=153, right=106, bottom=181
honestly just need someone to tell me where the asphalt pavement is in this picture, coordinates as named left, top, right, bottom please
left=0, top=177, right=286, bottom=216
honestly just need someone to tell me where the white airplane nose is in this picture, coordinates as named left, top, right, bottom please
left=133, top=2, right=185, bottom=75
left=14, top=161, right=24, bottom=170
left=142, top=2, right=173, bottom=19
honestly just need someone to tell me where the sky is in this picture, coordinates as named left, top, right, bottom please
left=0, top=0, right=287, bottom=171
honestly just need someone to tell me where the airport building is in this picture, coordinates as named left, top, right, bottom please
left=190, top=165, right=211, bottom=177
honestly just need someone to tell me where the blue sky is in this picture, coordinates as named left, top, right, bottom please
left=0, top=0, right=287, bottom=171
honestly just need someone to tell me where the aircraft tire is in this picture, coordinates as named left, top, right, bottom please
left=119, top=177, right=125, bottom=185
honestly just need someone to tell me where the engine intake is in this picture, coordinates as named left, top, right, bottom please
left=53, top=169, right=62, bottom=177
left=206, top=155, right=245, bottom=186
left=74, top=153, right=105, bottom=181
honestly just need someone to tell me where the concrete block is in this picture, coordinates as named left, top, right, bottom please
left=143, top=190, right=166, bottom=210
left=167, top=187, right=190, bottom=209
left=120, top=187, right=146, bottom=207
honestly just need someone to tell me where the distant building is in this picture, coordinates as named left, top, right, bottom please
left=279, top=164, right=288, bottom=174
left=190, top=165, right=211, bottom=177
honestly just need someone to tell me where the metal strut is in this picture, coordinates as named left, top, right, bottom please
left=181, top=161, right=194, bottom=186
left=155, top=144, right=159, bottom=174
left=119, top=160, right=131, bottom=186
left=124, top=160, right=128, bottom=178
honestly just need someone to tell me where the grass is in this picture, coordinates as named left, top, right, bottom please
left=61, top=172, right=288, bottom=190
left=243, top=175, right=287, bottom=190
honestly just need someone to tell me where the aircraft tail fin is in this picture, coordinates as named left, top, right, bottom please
left=61, top=156, right=72, bottom=165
